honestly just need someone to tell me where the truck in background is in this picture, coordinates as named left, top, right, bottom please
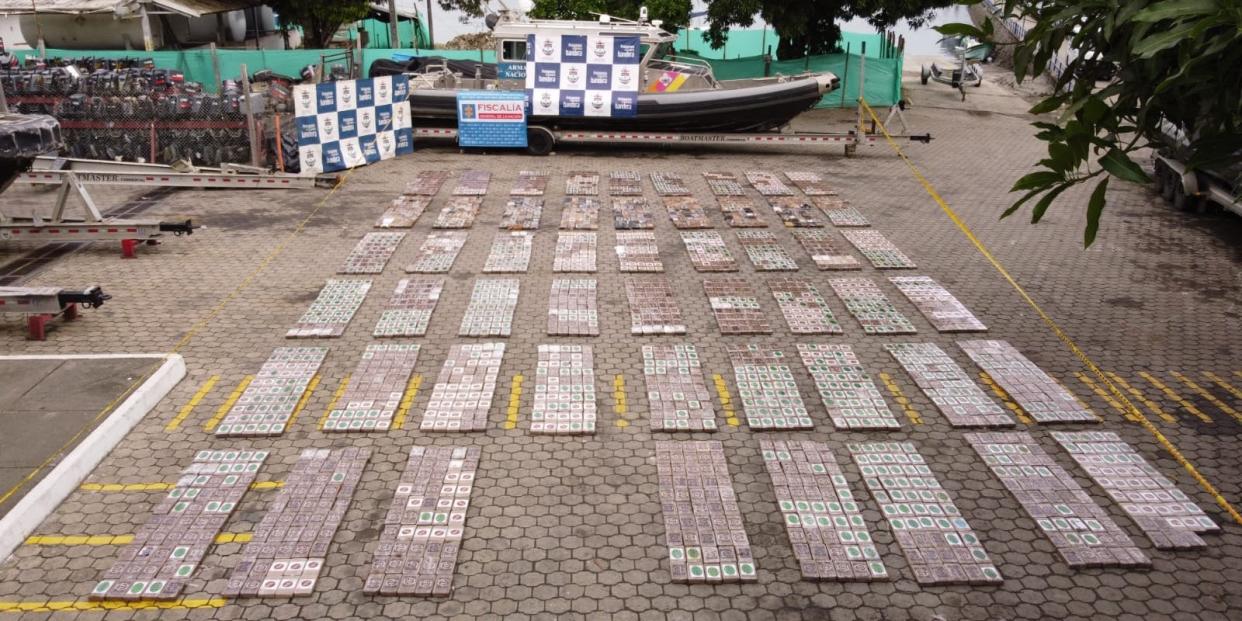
left=1151, top=121, right=1242, bottom=217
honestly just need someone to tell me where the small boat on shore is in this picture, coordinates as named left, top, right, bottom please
left=373, top=9, right=839, bottom=133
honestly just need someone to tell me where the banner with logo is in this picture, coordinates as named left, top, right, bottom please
left=293, top=76, right=414, bottom=174
left=525, top=34, right=640, bottom=117
left=457, top=91, right=528, bottom=148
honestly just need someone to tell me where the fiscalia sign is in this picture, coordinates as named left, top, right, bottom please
left=475, top=101, right=525, bottom=120
left=457, top=91, right=528, bottom=148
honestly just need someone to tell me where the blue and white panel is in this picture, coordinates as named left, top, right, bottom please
left=294, top=75, right=414, bottom=173
left=525, top=34, right=640, bottom=118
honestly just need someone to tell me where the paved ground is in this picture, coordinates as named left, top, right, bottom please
left=0, top=66, right=1240, bottom=621
left=0, top=357, right=156, bottom=519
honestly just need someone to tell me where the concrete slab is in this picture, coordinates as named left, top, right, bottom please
left=4, top=358, right=155, bottom=413
left=0, top=354, right=184, bottom=564
left=0, top=360, right=62, bottom=405
left=0, top=357, right=157, bottom=519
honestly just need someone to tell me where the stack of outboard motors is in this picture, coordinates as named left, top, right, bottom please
left=0, top=56, right=255, bottom=166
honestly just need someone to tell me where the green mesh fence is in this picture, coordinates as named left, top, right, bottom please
left=345, top=19, right=430, bottom=49
left=706, top=53, right=902, bottom=108
left=678, top=28, right=888, bottom=60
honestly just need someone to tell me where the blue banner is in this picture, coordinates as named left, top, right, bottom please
left=457, top=91, right=528, bottom=148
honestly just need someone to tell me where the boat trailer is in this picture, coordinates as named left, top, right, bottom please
left=0, top=285, right=110, bottom=340
left=3, top=157, right=327, bottom=258
left=418, top=121, right=930, bottom=156
left=416, top=102, right=929, bottom=156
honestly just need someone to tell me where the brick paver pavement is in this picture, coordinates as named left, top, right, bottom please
left=0, top=68, right=1240, bottom=621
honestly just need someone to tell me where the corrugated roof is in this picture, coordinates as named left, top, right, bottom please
left=368, top=1, right=419, bottom=20
left=0, top=0, right=256, bottom=18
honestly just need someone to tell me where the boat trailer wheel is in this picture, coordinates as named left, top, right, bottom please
left=527, top=126, right=555, bottom=156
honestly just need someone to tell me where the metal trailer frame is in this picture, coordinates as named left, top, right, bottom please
left=0, top=285, right=110, bottom=340
left=2, top=157, right=330, bottom=258
left=1152, top=153, right=1242, bottom=218
left=417, top=120, right=930, bottom=156
left=415, top=101, right=930, bottom=156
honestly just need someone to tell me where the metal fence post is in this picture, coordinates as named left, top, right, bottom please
left=839, top=43, right=850, bottom=108
left=240, top=63, right=261, bottom=167
left=210, top=42, right=222, bottom=94
left=857, top=43, right=867, bottom=135
left=388, top=0, right=401, bottom=48
left=140, top=5, right=156, bottom=52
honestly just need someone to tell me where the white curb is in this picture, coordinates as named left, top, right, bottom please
left=0, top=353, right=186, bottom=563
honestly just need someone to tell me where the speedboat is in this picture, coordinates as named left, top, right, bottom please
left=375, top=9, right=839, bottom=133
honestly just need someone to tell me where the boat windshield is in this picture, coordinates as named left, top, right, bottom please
left=501, top=40, right=527, bottom=62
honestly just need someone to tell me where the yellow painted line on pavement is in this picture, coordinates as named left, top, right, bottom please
left=1203, top=371, right=1242, bottom=402
left=317, top=374, right=352, bottom=430
left=283, top=374, right=321, bottom=429
left=0, top=597, right=229, bottom=613
left=0, top=364, right=150, bottom=509
left=24, top=532, right=250, bottom=547
left=165, top=375, right=219, bottom=432
left=1172, top=371, right=1241, bottom=423
left=1140, top=372, right=1212, bottom=424
left=203, top=375, right=253, bottom=432
left=80, top=482, right=172, bottom=492
left=169, top=168, right=354, bottom=355
left=878, top=372, right=922, bottom=425
left=0, top=173, right=358, bottom=546
left=861, top=97, right=1242, bottom=526
left=712, top=374, right=740, bottom=427
left=79, top=481, right=282, bottom=493
left=978, top=372, right=1033, bottom=425
left=391, top=375, right=422, bottom=430
left=1074, top=372, right=1133, bottom=422
left=25, top=534, right=134, bottom=546
left=614, top=375, right=629, bottom=428
left=1106, top=372, right=1176, bottom=423
left=503, top=374, right=523, bottom=430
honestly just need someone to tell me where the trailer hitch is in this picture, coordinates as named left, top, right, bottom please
left=56, top=285, right=111, bottom=309
left=159, top=219, right=195, bottom=236
left=908, top=134, right=933, bottom=144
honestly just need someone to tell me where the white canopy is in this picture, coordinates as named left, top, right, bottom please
left=0, top=0, right=257, bottom=18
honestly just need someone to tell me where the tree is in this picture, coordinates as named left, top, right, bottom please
left=703, top=0, right=950, bottom=59
left=268, top=0, right=372, bottom=49
left=940, top=1, right=1242, bottom=246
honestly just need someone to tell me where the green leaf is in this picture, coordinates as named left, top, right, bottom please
left=1010, top=170, right=1063, bottom=192
left=1013, top=45, right=1034, bottom=83
left=1030, top=182, right=1072, bottom=224
left=1099, top=149, right=1151, bottom=183
left=1082, top=98, right=1108, bottom=124
left=934, top=23, right=987, bottom=39
left=1084, top=177, right=1109, bottom=247
left=1029, top=95, right=1066, bottom=115
left=1001, top=188, right=1044, bottom=219
left=1133, top=22, right=1198, bottom=57
left=1048, top=142, right=1077, bottom=171
left=1133, top=0, right=1218, bottom=23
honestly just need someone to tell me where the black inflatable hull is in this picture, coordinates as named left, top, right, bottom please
left=407, top=77, right=830, bottom=133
